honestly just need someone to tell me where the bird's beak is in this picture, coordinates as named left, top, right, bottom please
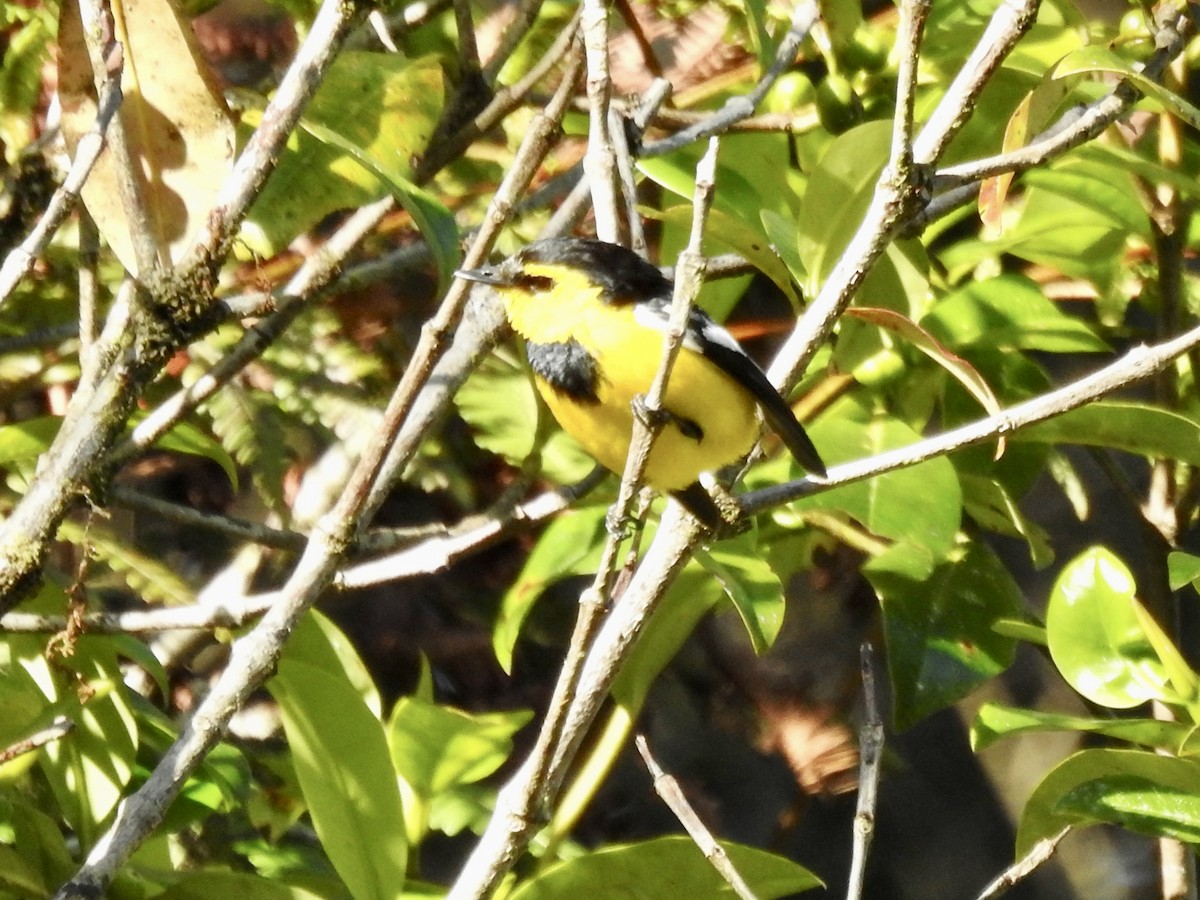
left=455, top=266, right=508, bottom=286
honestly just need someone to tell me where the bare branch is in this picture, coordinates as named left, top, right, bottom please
left=582, top=0, right=621, bottom=241
left=0, top=79, right=121, bottom=306
left=641, top=2, right=819, bottom=158
left=745, top=317, right=1200, bottom=515
left=974, top=827, right=1070, bottom=900
left=0, top=717, right=73, bottom=765
left=636, top=735, right=759, bottom=900
left=846, top=644, right=885, bottom=900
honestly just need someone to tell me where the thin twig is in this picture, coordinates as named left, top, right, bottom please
left=481, top=0, right=546, bottom=83
left=581, top=0, right=621, bottom=242
left=78, top=211, right=100, bottom=353
left=767, top=0, right=931, bottom=390
left=931, top=10, right=1189, bottom=190
left=0, top=717, right=74, bottom=765
left=912, top=0, right=1039, bottom=165
left=365, top=42, right=585, bottom=516
left=0, top=472, right=601, bottom=636
left=846, top=643, right=884, bottom=900
left=636, top=735, right=758, bottom=900
left=415, top=6, right=582, bottom=181
left=446, top=137, right=721, bottom=900
left=180, top=0, right=365, bottom=273
left=112, top=195, right=397, bottom=463
left=744, top=316, right=1200, bottom=515
left=640, top=2, right=818, bottom=158
left=0, top=80, right=121, bottom=306
left=107, top=486, right=307, bottom=552
left=79, top=0, right=163, bottom=278
left=974, top=827, right=1070, bottom=900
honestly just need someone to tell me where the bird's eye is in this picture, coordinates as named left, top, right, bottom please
left=516, top=273, right=554, bottom=293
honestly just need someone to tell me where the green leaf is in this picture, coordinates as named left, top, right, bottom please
left=285, top=611, right=382, bottom=718
left=0, top=417, right=58, bottom=465
left=695, top=529, right=784, bottom=654
left=1017, top=402, right=1200, bottom=466
left=141, top=417, right=239, bottom=491
left=960, top=473, right=1053, bottom=568
left=1045, top=547, right=1172, bottom=709
left=155, top=871, right=325, bottom=900
left=1020, top=158, right=1148, bottom=239
left=651, top=205, right=801, bottom=309
left=778, top=399, right=962, bottom=560
left=244, top=53, right=448, bottom=273
left=922, top=275, right=1107, bottom=353
left=269, top=660, right=407, bottom=900
left=1017, top=749, right=1200, bottom=853
left=57, top=519, right=195, bottom=608
left=866, top=541, right=1021, bottom=729
left=37, top=642, right=139, bottom=845
left=455, top=353, right=595, bottom=486
left=797, top=119, right=891, bottom=295
left=971, top=703, right=1193, bottom=753
left=388, top=699, right=531, bottom=798
left=508, top=835, right=822, bottom=899
left=0, top=842, right=46, bottom=898
left=611, top=564, right=724, bottom=711
left=1168, top=551, right=1200, bottom=592
left=848, top=306, right=1001, bottom=419
left=0, top=795, right=74, bottom=892
left=1054, top=46, right=1200, bottom=131
left=493, top=506, right=607, bottom=672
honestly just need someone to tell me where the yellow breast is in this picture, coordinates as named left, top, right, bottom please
left=515, top=284, right=760, bottom=490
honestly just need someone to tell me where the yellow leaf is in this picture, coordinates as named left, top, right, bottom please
left=57, top=0, right=235, bottom=276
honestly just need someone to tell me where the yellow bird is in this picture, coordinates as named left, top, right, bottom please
left=457, top=238, right=825, bottom=525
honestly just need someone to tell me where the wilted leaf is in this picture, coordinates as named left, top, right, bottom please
left=57, top=0, right=235, bottom=275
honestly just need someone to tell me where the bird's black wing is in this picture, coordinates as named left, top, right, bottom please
left=635, top=299, right=827, bottom=477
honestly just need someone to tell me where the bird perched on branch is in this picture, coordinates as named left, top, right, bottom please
left=456, top=237, right=825, bottom=527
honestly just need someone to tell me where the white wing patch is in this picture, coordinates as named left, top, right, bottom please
left=632, top=302, right=745, bottom=358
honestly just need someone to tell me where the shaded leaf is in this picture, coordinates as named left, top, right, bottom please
left=866, top=541, right=1021, bottom=729
left=695, top=529, right=784, bottom=654
left=493, top=506, right=607, bottom=672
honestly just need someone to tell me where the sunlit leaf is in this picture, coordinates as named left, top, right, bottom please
left=1017, top=749, right=1200, bottom=854
left=508, top=835, right=822, bottom=899
left=1017, top=403, right=1200, bottom=467
left=1046, top=547, right=1172, bottom=709
left=971, top=703, right=1193, bottom=753
left=1055, top=46, right=1200, bottom=131
left=57, top=0, right=235, bottom=275
left=269, top=660, right=406, bottom=900
left=922, top=275, right=1107, bottom=353
left=388, top=699, right=531, bottom=797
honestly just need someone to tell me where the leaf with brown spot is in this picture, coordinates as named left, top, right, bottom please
left=57, top=0, right=235, bottom=276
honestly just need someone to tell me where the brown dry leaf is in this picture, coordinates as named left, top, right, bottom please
left=57, top=0, right=236, bottom=277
